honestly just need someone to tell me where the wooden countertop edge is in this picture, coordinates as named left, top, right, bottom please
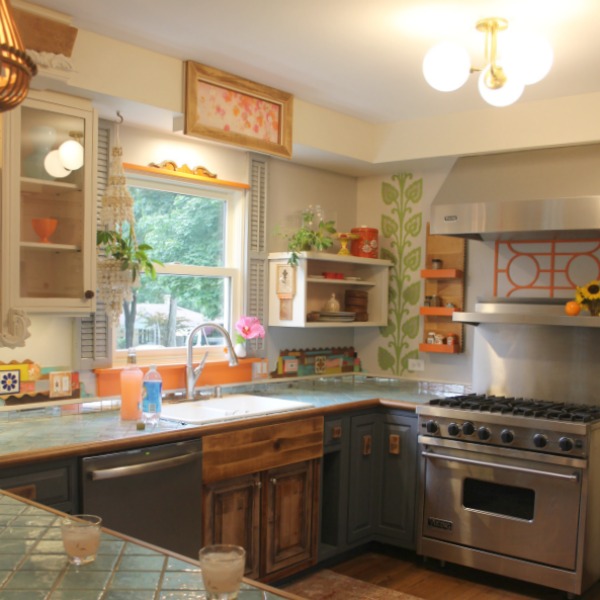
left=0, top=398, right=417, bottom=468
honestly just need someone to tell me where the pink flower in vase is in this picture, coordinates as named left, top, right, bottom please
left=235, top=316, right=265, bottom=344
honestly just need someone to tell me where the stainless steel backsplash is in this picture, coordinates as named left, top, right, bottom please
left=472, top=324, right=600, bottom=404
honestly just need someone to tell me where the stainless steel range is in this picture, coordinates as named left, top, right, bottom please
left=416, top=394, right=600, bottom=598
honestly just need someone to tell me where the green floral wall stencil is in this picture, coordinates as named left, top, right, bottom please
left=378, top=172, right=423, bottom=375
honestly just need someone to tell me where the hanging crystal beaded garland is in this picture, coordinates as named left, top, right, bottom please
left=99, top=125, right=134, bottom=230
left=97, top=120, right=137, bottom=322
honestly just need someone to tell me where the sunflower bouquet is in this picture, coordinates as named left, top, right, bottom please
left=575, top=280, right=600, bottom=316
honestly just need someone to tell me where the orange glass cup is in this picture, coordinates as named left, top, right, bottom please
left=32, top=218, right=58, bottom=243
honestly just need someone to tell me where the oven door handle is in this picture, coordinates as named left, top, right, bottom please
left=421, top=450, right=580, bottom=482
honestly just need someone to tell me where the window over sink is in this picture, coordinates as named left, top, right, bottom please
left=113, top=170, right=245, bottom=365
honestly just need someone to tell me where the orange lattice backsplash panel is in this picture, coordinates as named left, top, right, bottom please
left=494, top=239, right=600, bottom=298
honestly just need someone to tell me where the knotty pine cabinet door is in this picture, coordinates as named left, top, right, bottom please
left=203, top=460, right=318, bottom=581
left=264, top=460, right=317, bottom=577
left=202, top=472, right=261, bottom=579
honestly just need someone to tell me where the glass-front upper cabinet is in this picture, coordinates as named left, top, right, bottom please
left=5, top=90, right=97, bottom=314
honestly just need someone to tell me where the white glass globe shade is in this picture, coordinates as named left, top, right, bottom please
left=44, top=150, right=71, bottom=178
left=423, top=42, right=471, bottom=92
left=58, top=139, right=84, bottom=171
left=478, top=67, right=525, bottom=107
left=502, top=33, right=553, bottom=86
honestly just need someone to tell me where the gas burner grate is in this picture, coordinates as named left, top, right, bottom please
left=430, top=394, right=600, bottom=423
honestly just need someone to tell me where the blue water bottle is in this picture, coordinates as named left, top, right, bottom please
left=142, top=365, right=162, bottom=425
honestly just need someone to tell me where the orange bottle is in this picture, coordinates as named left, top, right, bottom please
left=120, top=349, right=143, bottom=421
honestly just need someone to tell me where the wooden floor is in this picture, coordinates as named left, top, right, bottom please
left=326, top=546, right=600, bottom=600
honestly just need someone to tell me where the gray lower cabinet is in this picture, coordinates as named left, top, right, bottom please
left=319, top=408, right=417, bottom=561
left=377, top=412, right=418, bottom=547
left=347, top=412, right=383, bottom=544
left=0, top=459, right=78, bottom=514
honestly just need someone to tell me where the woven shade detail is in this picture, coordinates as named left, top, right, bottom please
left=0, top=0, right=36, bottom=112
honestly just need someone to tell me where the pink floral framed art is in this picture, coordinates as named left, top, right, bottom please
left=184, top=61, right=293, bottom=158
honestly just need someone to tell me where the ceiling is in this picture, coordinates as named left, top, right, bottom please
left=19, top=0, right=600, bottom=174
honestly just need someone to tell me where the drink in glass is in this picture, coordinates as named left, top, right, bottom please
left=199, top=544, right=245, bottom=599
left=60, top=514, right=102, bottom=565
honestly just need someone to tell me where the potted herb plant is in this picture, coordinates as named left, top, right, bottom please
left=286, top=207, right=336, bottom=266
left=96, top=229, right=162, bottom=320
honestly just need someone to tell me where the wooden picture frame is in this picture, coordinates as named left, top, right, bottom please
left=184, top=61, right=293, bottom=159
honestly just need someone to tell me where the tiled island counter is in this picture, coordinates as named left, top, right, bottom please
left=0, top=491, right=301, bottom=599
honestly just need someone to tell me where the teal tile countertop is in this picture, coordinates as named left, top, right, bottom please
left=0, top=490, right=299, bottom=599
left=0, top=375, right=468, bottom=460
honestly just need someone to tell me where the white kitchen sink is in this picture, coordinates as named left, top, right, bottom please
left=160, top=394, right=312, bottom=424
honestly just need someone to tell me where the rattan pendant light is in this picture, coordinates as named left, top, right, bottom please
left=0, top=0, right=36, bottom=112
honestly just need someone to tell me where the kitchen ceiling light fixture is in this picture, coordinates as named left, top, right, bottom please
left=0, top=0, right=37, bottom=112
left=423, top=17, right=553, bottom=107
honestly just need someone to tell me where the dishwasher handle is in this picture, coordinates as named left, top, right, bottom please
left=88, top=451, right=201, bottom=482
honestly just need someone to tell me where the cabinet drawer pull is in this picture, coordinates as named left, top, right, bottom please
left=362, top=434, right=372, bottom=456
left=256, top=481, right=262, bottom=489
left=270, top=477, right=277, bottom=486
left=388, top=434, right=401, bottom=455
left=332, top=425, right=342, bottom=440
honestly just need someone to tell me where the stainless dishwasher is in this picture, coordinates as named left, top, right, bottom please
left=81, top=439, right=202, bottom=558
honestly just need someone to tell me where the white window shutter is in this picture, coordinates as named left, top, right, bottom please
left=246, top=155, right=268, bottom=355
left=73, top=121, right=113, bottom=369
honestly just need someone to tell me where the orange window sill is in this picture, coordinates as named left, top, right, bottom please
left=95, top=358, right=262, bottom=397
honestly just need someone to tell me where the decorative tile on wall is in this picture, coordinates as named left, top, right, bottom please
left=0, top=370, right=20, bottom=395
left=271, top=347, right=357, bottom=378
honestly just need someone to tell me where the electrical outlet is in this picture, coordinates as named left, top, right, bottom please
left=49, top=371, right=72, bottom=397
left=408, top=358, right=425, bottom=372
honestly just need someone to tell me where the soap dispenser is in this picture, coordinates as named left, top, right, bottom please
left=324, top=293, right=340, bottom=313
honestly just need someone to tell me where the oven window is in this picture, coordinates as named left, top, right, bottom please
left=463, top=478, right=534, bottom=520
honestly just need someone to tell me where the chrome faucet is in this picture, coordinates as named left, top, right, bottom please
left=186, top=322, right=239, bottom=400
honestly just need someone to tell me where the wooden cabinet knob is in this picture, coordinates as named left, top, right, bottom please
left=362, top=434, right=372, bottom=456
left=84, top=290, right=95, bottom=299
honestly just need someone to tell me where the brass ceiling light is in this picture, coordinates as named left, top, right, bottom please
left=0, top=0, right=37, bottom=112
left=423, top=17, right=553, bottom=107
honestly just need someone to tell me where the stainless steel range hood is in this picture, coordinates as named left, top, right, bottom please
left=430, top=144, right=600, bottom=240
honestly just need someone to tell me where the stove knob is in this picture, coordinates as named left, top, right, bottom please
left=425, top=420, right=439, bottom=434
left=533, top=433, right=548, bottom=448
left=462, top=422, right=475, bottom=436
left=477, top=427, right=491, bottom=441
left=559, top=437, right=574, bottom=452
left=500, top=429, right=514, bottom=444
left=448, top=422, right=460, bottom=436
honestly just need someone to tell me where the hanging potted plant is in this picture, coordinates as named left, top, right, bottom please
left=96, top=229, right=162, bottom=321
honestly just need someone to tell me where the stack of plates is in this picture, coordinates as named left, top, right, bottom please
left=319, top=311, right=356, bottom=322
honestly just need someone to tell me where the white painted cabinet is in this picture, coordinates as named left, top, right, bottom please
left=5, top=90, right=97, bottom=313
left=268, top=252, right=391, bottom=328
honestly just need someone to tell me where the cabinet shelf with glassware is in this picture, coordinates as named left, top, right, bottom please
left=5, top=89, right=97, bottom=313
left=418, top=228, right=466, bottom=354
left=268, top=252, right=392, bottom=327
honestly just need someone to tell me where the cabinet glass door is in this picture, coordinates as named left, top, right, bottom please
left=13, top=93, right=95, bottom=312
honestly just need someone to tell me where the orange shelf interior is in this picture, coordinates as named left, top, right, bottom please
left=419, top=343, right=461, bottom=354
